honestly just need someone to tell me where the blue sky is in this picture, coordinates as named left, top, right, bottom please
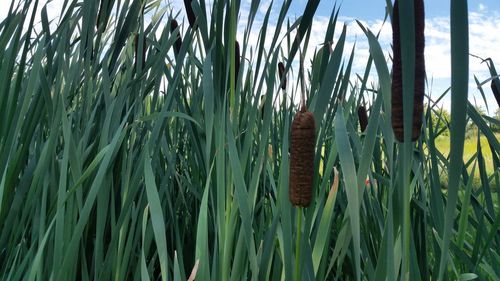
left=281, top=0, right=500, bottom=112
left=323, top=0, right=500, bottom=20
left=1, top=0, right=499, bottom=112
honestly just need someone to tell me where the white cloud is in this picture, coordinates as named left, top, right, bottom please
left=0, top=0, right=66, bottom=32
left=340, top=10, right=500, bottom=112
left=229, top=5, right=500, bottom=111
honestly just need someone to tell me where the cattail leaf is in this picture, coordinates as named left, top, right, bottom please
left=491, top=79, right=500, bottom=108
left=438, top=0, right=469, bottom=279
left=467, top=102, right=500, bottom=153
left=195, top=165, right=212, bottom=281
left=312, top=168, right=339, bottom=275
left=141, top=207, right=152, bottom=281
left=277, top=111, right=294, bottom=281
left=3, top=0, right=500, bottom=280
left=202, top=51, right=214, bottom=169
left=258, top=214, right=280, bottom=280
left=310, top=24, right=346, bottom=122
left=58, top=117, right=128, bottom=279
left=226, top=119, right=259, bottom=276
left=457, top=161, right=477, bottom=249
left=334, top=106, right=361, bottom=281
left=282, top=0, right=320, bottom=79
left=472, top=75, right=490, bottom=113
left=27, top=219, right=55, bottom=281
left=109, top=0, right=141, bottom=73
left=356, top=21, right=392, bottom=126
left=144, top=149, right=169, bottom=281
left=184, top=0, right=197, bottom=28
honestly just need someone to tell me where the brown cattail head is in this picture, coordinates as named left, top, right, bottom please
left=278, top=62, right=286, bottom=90
left=183, top=0, right=197, bottom=28
left=170, top=19, right=183, bottom=56
left=234, top=41, right=240, bottom=84
left=358, top=105, right=369, bottom=132
left=289, top=105, right=316, bottom=207
left=491, top=79, right=500, bottom=108
left=391, top=0, right=425, bottom=142
left=134, top=34, right=147, bottom=70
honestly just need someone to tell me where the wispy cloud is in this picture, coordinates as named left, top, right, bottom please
left=237, top=5, right=500, bottom=111
left=0, top=0, right=67, bottom=31
left=314, top=10, right=500, bottom=111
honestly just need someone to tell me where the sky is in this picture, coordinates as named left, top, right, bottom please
left=1, top=0, right=499, bottom=113
left=282, top=0, right=500, bottom=113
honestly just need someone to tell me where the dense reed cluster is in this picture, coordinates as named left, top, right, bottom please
left=0, top=0, right=497, bottom=280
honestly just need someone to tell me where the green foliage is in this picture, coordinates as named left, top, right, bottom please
left=491, top=108, right=500, bottom=132
left=0, top=0, right=498, bottom=280
left=466, top=105, right=486, bottom=138
left=430, top=106, right=451, bottom=136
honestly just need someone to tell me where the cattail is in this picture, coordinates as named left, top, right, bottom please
left=358, top=105, right=369, bottom=132
left=183, top=0, right=197, bottom=28
left=278, top=62, right=286, bottom=90
left=491, top=79, right=500, bottom=108
left=391, top=0, right=425, bottom=142
left=170, top=19, right=183, bottom=56
left=234, top=41, right=240, bottom=84
left=289, top=105, right=316, bottom=207
left=134, top=34, right=147, bottom=70
left=259, top=95, right=266, bottom=119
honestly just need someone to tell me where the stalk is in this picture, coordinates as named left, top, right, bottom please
left=229, top=0, right=236, bottom=112
left=294, top=209, right=302, bottom=281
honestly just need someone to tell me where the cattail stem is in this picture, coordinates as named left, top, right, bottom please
left=294, top=209, right=302, bottom=281
left=299, top=50, right=306, bottom=109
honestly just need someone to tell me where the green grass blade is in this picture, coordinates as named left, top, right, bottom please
left=335, top=106, right=361, bottom=281
left=438, top=0, right=469, bottom=279
left=144, top=146, right=169, bottom=281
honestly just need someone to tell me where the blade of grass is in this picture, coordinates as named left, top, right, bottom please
left=335, top=106, right=361, bottom=281
left=438, top=1, right=469, bottom=279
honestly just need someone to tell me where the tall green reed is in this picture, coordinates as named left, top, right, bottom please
left=0, top=0, right=498, bottom=280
